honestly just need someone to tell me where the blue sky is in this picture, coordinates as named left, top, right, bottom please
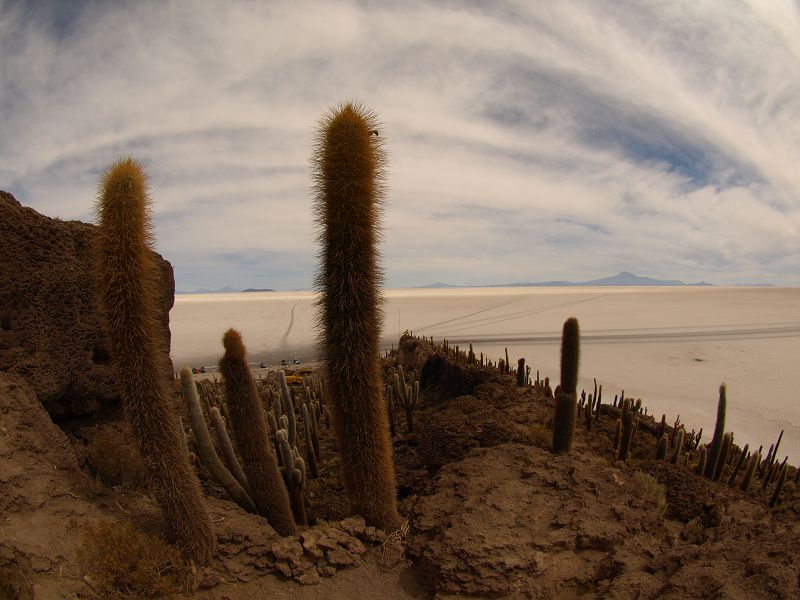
left=2, top=0, right=799, bottom=289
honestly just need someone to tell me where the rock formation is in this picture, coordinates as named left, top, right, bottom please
left=0, top=190, right=174, bottom=418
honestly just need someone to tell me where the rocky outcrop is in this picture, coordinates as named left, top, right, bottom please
left=0, top=190, right=175, bottom=418
left=408, top=443, right=800, bottom=599
left=0, top=373, right=99, bottom=598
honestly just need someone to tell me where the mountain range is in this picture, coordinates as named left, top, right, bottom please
left=176, top=273, right=775, bottom=293
left=417, top=272, right=714, bottom=288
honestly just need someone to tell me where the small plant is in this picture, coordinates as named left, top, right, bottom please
left=681, top=517, right=705, bottom=544
left=530, top=423, right=552, bottom=448
left=633, top=471, right=666, bottom=514
left=0, top=563, right=33, bottom=600
left=79, top=520, right=191, bottom=599
left=85, top=424, right=147, bottom=489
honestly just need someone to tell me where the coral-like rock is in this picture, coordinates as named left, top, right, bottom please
left=0, top=190, right=174, bottom=418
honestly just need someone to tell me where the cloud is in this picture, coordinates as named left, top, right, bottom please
left=1, top=0, right=798, bottom=288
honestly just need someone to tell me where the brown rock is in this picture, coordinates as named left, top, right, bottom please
left=338, top=515, right=367, bottom=537
left=270, top=537, right=304, bottom=567
left=0, top=191, right=175, bottom=418
left=325, top=546, right=358, bottom=567
left=295, top=565, right=321, bottom=585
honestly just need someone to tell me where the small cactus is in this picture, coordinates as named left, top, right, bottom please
left=277, top=429, right=308, bottom=526
left=694, top=446, right=707, bottom=476
left=613, top=419, right=622, bottom=451
left=655, top=433, right=669, bottom=460
left=209, top=406, right=249, bottom=492
left=180, top=367, right=255, bottom=514
left=617, top=398, right=635, bottom=462
left=220, top=330, right=296, bottom=536
left=278, top=370, right=298, bottom=447
left=552, top=318, right=579, bottom=453
left=713, top=432, right=734, bottom=482
left=727, top=443, right=749, bottom=486
left=670, top=428, right=685, bottom=464
left=769, top=463, right=789, bottom=508
left=740, top=451, right=761, bottom=491
left=302, top=403, right=320, bottom=479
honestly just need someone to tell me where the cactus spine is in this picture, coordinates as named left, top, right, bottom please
left=704, top=384, right=726, bottom=479
left=180, top=368, right=256, bottom=514
left=313, top=103, right=400, bottom=531
left=94, top=158, right=214, bottom=564
left=219, top=329, right=296, bottom=536
left=552, top=318, right=579, bottom=453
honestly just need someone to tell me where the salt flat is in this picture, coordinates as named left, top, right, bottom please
left=171, top=286, right=800, bottom=462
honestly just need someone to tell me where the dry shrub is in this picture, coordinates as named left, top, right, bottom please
left=0, top=563, right=33, bottom=600
left=634, top=470, right=666, bottom=513
left=530, top=423, right=552, bottom=448
left=79, top=520, right=191, bottom=599
left=86, top=424, right=147, bottom=489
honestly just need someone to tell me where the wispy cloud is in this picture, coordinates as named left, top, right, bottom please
left=1, top=0, right=798, bottom=288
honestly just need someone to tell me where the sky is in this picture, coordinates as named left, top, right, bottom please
left=1, top=0, right=799, bottom=290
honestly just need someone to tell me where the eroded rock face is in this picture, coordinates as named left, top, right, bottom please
left=407, top=443, right=800, bottom=600
left=0, top=373, right=98, bottom=598
left=0, top=190, right=175, bottom=418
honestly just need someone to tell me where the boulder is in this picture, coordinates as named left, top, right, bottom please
left=0, top=190, right=175, bottom=418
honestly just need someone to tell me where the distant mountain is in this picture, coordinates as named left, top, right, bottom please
left=416, top=272, right=714, bottom=289
left=583, top=272, right=712, bottom=287
left=242, top=288, right=275, bottom=293
left=176, top=286, right=239, bottom=294
left=416, top=282, right=461, bottom=289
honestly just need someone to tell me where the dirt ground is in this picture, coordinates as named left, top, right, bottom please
left=2, top=335, right=799, bottom=599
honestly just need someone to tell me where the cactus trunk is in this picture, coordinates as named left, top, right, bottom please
left=94, top=158, right=214, bottom=565
left=219, top=330, right=296, bottom=536
left=313, top=103, right=401, bottom=531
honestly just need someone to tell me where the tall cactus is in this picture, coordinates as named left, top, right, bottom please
left=312, top=103, right=401, bottom=531
left=94, top=158, right=214, bottom=564
left=552, top=317, right=579, bottom=453
left=704, top=384, right=726, bottom=479
left=219, top=329, right=296, bottom=536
